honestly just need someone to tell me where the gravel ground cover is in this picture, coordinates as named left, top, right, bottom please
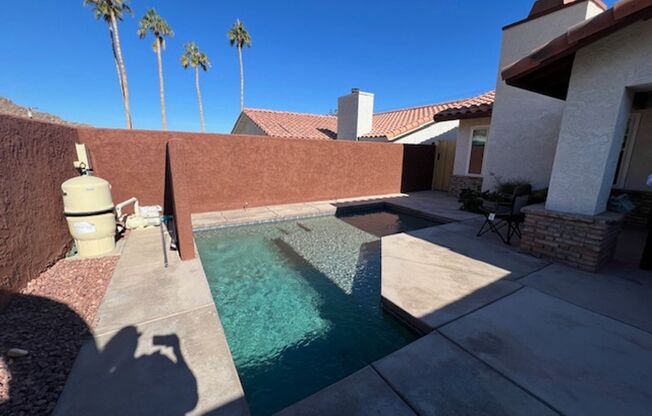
left=0, top=256, right=117, bottom=415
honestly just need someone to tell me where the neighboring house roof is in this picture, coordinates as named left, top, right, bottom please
left=502, top=0, right=652, bottom=99
left=238, top=109, right=337, bottom=140
left=237, top=91, right=496, bottom=141
left=503, top=0, right=608, bottom=30
left=433, top=91, right=495, bottom=122
left=0, top=96, right=84, bottom=126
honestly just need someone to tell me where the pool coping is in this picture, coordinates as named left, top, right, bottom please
left=191, top=194, right=456, bottom=232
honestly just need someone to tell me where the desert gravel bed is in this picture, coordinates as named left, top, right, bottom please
left=0, top=256, right=117, bottom=415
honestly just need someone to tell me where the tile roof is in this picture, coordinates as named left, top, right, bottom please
left=433, top=91, right=496, bottom=122
left=239, top=91, right=496, bottom=141
left=502, top=0, right=652, bottom=99
left=240, top=109, right=337, bottom=140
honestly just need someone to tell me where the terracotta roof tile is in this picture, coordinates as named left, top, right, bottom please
left=433, top=91, right=495, bottom=122
left=240, top=91, right=495, bottom=141
left=241, top=109, right=336, bottom=140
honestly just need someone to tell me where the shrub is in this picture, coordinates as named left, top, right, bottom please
left=496, top=180, right=531, bottom=196
left=529, top=188, right=548, bottom=204
left=458, top=188, right=484, bottom=213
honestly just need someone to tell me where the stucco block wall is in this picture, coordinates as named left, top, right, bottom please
left=77, top=128, right=174, bottom=210
left=166, top=136, right=434, bottom=259
left=547, top=21, right=652, bottom=215
left=168, top=135, right=418, bottom=214
left=0, top=115, right=78, bottom=307
left=483, top=2, right=602, bottom=191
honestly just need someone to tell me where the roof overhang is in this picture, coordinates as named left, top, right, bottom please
left=502, top=0, right=652, bottom=100
left=503, top=0, right=608, bottom=31
left=434, top=107, right=493, bottom=122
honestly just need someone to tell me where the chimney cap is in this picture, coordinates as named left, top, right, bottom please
left=351, top=88, right=360, bottom=94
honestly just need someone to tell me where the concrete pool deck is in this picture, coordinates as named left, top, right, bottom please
left=54, top=227, right=249, bottom=416
left=280, top=193, right=652, bottom=415
left=55, top=191, right=652, bottom=415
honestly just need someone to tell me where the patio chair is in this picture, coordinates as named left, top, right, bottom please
left=476, top=184, right=532, bottom=245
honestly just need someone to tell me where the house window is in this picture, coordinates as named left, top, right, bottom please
left=468, top=127, right=488, bottom=175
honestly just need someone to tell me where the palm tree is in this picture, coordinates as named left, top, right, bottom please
left=181, top=42, right=211, bottom=132
left=84, top=0, right=133, bottom=129
left=227, top=19, right=251, bottom=112
left=138, top=8, right=174, bottom=130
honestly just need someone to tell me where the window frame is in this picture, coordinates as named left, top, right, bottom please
left=613, top=113, right=640, bottom=189
left=465, top=125, right=490, bottom=177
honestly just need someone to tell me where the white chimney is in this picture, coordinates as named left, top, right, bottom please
left=337, top=88, right=374, bottom=140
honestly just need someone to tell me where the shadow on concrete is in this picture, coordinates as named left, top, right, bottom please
left=0, top=290, right=204, bottom=416
left=53, top=327, right=198, bottom=416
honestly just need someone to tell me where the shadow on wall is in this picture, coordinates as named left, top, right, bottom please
left=0, top=291, right=202, bottom=416
left=401, top=144, right=436, bottom=193
left=422, top=126, right=459, bottom=145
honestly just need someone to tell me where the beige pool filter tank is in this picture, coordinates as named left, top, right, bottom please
left=62, top=175, right=116, bottom=257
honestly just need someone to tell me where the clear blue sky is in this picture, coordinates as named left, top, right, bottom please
left=0, top=0, right=615, bottom=133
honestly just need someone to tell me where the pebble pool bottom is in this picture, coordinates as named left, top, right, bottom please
left=195, top=208, right=440, bottom=415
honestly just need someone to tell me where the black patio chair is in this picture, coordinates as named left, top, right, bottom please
left=477, top=184, right=532, bottom=245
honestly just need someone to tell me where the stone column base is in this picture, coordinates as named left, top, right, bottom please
left=520, top=204, right=624, bottom=272
left=448, top=175, right=483, bottom=198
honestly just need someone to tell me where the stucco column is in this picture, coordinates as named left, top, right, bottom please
left=545, top=89, right=633, bottom=215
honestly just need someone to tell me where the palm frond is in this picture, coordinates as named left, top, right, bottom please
left=138, top=8, right=174, bottom=43
left=181, top=42, right=210, bottom=71
left=227, top=19, right=252, bottom=48
left=84, top=0, right=132, bottom=23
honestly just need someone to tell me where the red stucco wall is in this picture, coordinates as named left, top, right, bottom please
left=2, top=121, right=434, bottom=273
left=0, top=115, right=78, bottom=307
left=77, top=128, right=174, bottom=208
left=170, top=135, right=406, bottom=213
left=79, top=129, right=434, bottom=211
left=166, top=135, right=436, bottom=259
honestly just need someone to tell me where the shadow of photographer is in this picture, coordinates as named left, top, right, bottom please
left=1, top=291, right=199, bottom=416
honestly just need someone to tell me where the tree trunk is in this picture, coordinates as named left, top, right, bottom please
left=195, top=67, right=205, bottom=133
left=108, top=27, right=125, bottom=103
left=238, top=45, right=244, bottom=112
left=156, top=38, right=167, bottom=130
left=110, top=11, right=132, bottom=129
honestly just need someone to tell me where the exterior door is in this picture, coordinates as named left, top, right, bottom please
left=432, top=140, right=456, bottom=191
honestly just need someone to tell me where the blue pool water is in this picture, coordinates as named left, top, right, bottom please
left=195, top=207, right=440, bottom=415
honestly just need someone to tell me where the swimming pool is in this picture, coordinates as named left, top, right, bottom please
left=195, top=206, right=441, bottom=415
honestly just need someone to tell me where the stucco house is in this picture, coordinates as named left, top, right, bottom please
left=231, top=89, right=495, bottom=145
left=442, top=0, right=652, bottom=271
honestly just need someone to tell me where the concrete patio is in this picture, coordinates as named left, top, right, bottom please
left=279, top=191, right=652, bottom=415
left=54, top=227, right=249, bottom=416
